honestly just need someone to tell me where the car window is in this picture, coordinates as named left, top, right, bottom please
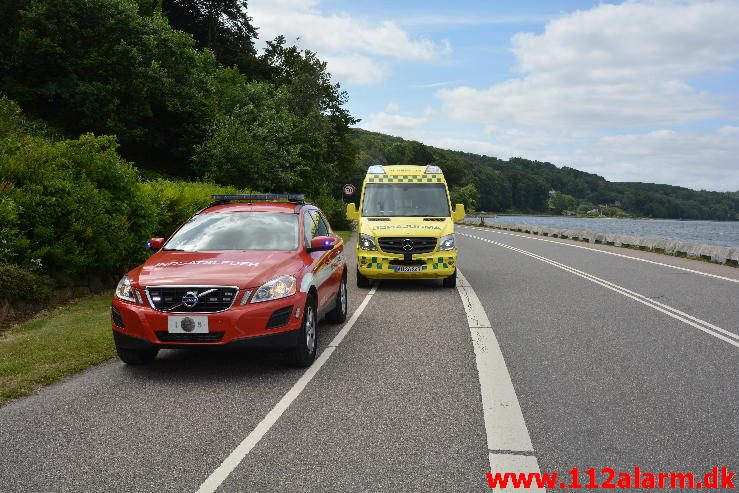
left=314, top=211, right=330, bottom=236
left=164, top=212, right=299, bottom=251
left=303, top=210, right=318, bottom=245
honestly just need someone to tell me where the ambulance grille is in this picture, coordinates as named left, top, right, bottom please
left=378, top=237, right=437, bottom=254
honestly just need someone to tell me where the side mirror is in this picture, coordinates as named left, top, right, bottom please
left=452, top=204, right=466, bottom=222
left=147, top=237, right=165, bottom=250
left=346, top=203, right=358, bottom=221
left=309, top=235, right=335, bottom=252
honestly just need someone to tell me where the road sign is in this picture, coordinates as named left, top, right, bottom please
left=343, top=184, right=355, bottom=196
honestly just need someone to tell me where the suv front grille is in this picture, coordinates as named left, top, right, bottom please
left=155, top=332, right=224, bottom=343
left=146, top=286, right=238, bottom=313
left=378, top=237, right=437, bottom=254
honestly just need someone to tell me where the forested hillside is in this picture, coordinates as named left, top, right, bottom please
left=1, top=0, right=737, bottom=312
left=348, top=130, right=739, bottom=221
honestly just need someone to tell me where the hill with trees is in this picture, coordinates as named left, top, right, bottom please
left=1, top=0, right=737, bottom=316
left=347, top=129, right=739, bottom=221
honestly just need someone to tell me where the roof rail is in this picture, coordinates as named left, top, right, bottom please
left=210, top=194, right=305, bottom=206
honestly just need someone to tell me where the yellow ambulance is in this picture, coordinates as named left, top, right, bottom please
left=346, top=165, right=465, bottom=288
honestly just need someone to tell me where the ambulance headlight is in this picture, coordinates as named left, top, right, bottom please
left=438, top=234, right=456, bottom=251
left=359, top=233, right=377, bottom=251
left=252, top=275, right=297, bottom=303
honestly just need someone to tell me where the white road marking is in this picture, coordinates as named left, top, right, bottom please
left=461, top=226, right=739, bottom=284
left=456, top=269, right=545, bottom=492
left=461, top=233, right=739, bottom=349
left=196, top=284, right=379, bottom=493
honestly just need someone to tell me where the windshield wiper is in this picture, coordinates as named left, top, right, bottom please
left=161, top=247, right=186, bottom=251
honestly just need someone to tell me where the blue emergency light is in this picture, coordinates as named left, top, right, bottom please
left=211, top=193, right=305, bottom=204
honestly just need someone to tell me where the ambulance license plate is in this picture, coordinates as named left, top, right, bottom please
left=393, top=265, right=422, bottom=273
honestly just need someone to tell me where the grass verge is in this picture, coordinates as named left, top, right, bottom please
left=0, top=292, right=114, bottom=406
left=335, top=230, right=352, bottom=243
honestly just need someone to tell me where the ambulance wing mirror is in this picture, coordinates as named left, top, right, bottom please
left=452, top=204, right=466, bottom=222
left=346, top=203, right=359, bottom=221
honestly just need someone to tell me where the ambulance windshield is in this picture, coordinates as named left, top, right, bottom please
left=361, top=183, right=450, bottom=217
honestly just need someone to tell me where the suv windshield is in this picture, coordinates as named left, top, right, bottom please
left=164, top=212, right=299, bottom=251
left=362, top=183, right=450, bottom=217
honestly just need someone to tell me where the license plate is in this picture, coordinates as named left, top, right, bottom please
left=392, top=265, right=423, bottom=273
left=168, top=316, right=208, bottom=334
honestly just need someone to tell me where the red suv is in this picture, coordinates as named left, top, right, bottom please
left=111, top=194, right=348, bottom=367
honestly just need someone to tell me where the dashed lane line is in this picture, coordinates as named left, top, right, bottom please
left=461, top=226, right=739, bottom=284
left=460, top=233, right=739, bottom=350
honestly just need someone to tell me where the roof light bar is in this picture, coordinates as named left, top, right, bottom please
left=424, top=165, right=443, bottom=174
left=367, top=164, right=385, bottom=174
left=211, top=193, right=305, bottom=203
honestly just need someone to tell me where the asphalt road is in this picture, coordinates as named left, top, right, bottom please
left=1, top=228, right=737, bottom=492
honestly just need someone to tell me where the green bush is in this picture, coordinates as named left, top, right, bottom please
left=139, top=179, right=247, bottom=238
left=312, top=195, right=351, bottom=231
left=0, top=263, right=52, bottom=303
left=0, top=116, right=156, bottom=282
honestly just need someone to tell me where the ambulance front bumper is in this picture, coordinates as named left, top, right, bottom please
left=357, top=250, right=457, bottom=279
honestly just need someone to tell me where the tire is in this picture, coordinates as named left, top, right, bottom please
left=326, top=274, right=348, bottom=323
left=285, top=296, right=318, bottom=367
left=442, top=268, right=457, bottom=288
left=116, top=346, right=159, bottom=365
left=356, top=266, right=370, bottom=288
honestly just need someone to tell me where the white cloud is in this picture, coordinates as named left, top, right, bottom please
left=359, top=110, right=428, bottom=135
left=430, top=0, right=739, bottom=190
left=248, top=0, right=450, bottom=84
left=439, top=1, right=739, bottom=128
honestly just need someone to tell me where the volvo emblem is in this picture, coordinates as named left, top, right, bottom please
left=182, top=291, right=199, bottom=308
left=401, top=239, right=414, bottom=252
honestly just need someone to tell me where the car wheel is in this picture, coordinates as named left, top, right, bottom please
left=356, top=267, right=370, bottom=288
left=285, top=296, right=318, bottom=367
left=116, top=346, right=159, bottom=365
left=442, top=268, right=457, bottom=288
left=326, top=275, right=348, bottom=323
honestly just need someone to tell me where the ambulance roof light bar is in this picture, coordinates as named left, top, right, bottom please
left=424, top=165, right=443, bottom=174
left=367, top=164, right=385, bottom=174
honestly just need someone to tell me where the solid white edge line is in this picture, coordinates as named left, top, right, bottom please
left=461, top=234, right=739, bottom=350
left=457, top=269, right=545, bottom=491
left=196, top=283, right=379, bottom=493
left=461, top=226, right=739, bottom=284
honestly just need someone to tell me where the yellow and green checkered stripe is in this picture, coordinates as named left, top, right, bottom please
left=360, top=256, right=453, bottom=271
left=366, top=174, right=443, bottom=184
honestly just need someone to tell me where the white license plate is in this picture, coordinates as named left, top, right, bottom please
left=393, top=265, right=423, bottom=273
left=168, top=316, right=209, bottom=334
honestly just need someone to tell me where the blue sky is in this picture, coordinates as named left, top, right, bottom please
left=249, top=0, right=739, bottom=191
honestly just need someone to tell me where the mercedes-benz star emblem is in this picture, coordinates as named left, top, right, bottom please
left=181, top=317, right=195, bottom=332
left=401, top=239, right=414, bottom=252
left=182, top=291, right=199, bottom=308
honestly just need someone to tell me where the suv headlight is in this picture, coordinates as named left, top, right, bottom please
left=438, top=234, right=456, bottom=251
left=252, top=275, right=297, bottom=303
left=359, top=233, right=377, bottom=251
left=115, top=275, right=138, bottom=303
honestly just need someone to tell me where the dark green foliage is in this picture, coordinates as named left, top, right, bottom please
left=351, top=129, right=738, bottom=220
left=1, top=0, right=219, bottom=175
left=161, top=0, right=259, bottom=73
left=0, top=262, right=52, bottom=304
left=0, top=100, right=156, bottom=283
left=449, top=183, right=479, bottom=212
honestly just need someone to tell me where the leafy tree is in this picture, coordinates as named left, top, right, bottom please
left=549, top=191, right=577, bottom=214
left=1, top=0, right=218, bottom=174
left=450, top=183, right=479, bottom=212
left=161, top=0, right=259, bottom=74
